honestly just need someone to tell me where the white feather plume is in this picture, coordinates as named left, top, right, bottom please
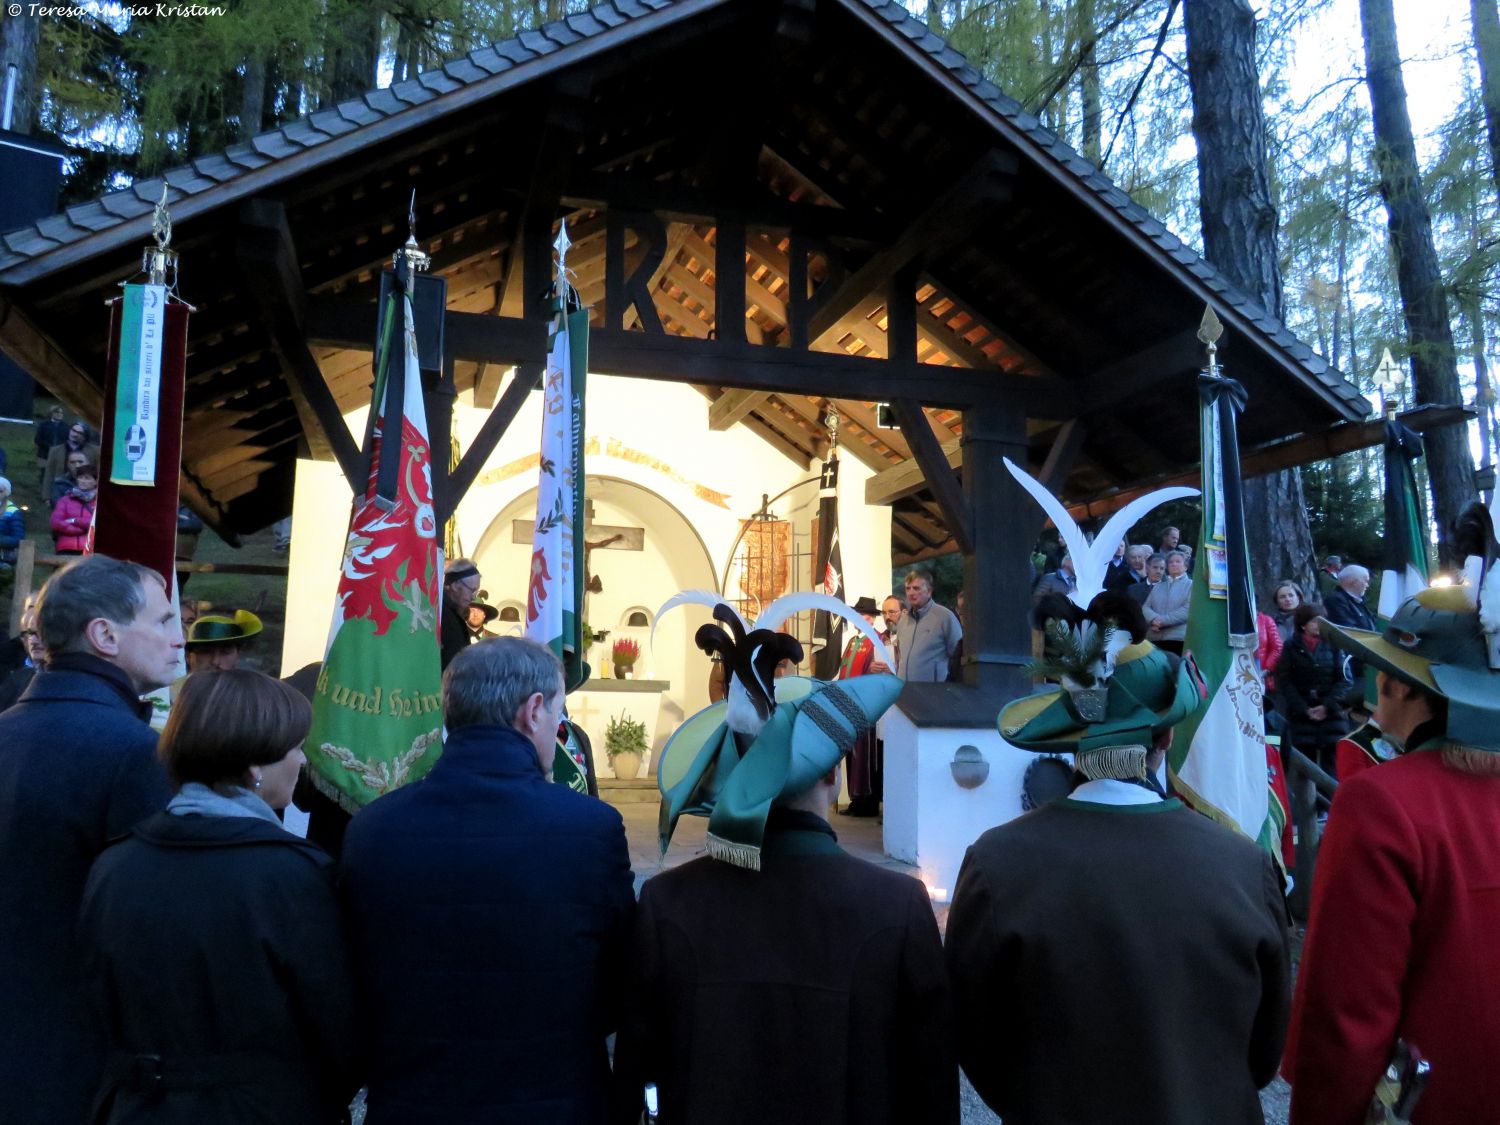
left=1003, top=457, right=1200, bottom=606
left=753, top=589, right=895, bottom=670
left=1090, top=624, right=1133, bottom=683
left=652, top=589, right=747, bottom=650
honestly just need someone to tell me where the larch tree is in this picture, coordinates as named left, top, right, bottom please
left=1473, top=0, right=1500, bottom=191
left=0, top=11, right=40, bottom=134
left=1183, top=0, right=1317, bottom=596
left=1360, top=0, right=1475, bottom=562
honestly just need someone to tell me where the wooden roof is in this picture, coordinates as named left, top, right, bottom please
left=0, top=0, right=1367, bottom=558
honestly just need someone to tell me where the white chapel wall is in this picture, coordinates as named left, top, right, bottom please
left=281, top=374, right=893, bottom=743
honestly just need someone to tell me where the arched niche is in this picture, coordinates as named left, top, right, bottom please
left=471, top=476, right=717, bottom=754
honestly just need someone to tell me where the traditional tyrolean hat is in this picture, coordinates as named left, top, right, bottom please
left=186, top=609, right=262, bottom=648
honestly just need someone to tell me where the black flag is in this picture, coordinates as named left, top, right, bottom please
left=813, top=455, right=845, bottom=679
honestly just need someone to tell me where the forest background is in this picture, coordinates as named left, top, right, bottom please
left=1, top=0, right=1496, bottom=602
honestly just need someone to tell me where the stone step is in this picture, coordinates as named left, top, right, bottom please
left=599, top=776, right=658, bottom=804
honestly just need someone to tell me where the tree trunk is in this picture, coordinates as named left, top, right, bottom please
left=0, top=11, right=41, bottom=135
left=1078, top=0, right=1102, bottom=163
left=1472, top=0, right=1500, bottom=192
left=239, top=57, right=266, bottom=142
left=1184, top=0, right=1316, bottom=597
left=1361, top=0, right=1475, bottom=562
left=1330, top=130, right=1356, bottom=376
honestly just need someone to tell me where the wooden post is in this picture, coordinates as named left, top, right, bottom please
left=10, top=539, right=35, bottom=634
left=960, top=400, right=1033, bottom=699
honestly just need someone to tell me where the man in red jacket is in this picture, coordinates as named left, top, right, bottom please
left=1287, top=571, right=1500, bottom=1124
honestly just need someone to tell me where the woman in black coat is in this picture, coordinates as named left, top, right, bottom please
left=79, top=669, right=358, bottom=1124
left=1275, top=602, right=1358, bottom=775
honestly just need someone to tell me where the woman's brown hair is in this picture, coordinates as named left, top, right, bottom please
left=159, top=669, right=312, bottom=789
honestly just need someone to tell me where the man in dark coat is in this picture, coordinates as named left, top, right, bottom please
left=0, top=555, right=181, bottom=1125
left=1323, top=564, right=1376, bottom=631
left=440, top=556, right=482, bottom=669
left=1323, top=564, right=1377, bottom=687
left=341, top=636, right=634, bottom=1124
left=612, top=613, right=956, bottom=1125
left=947, top=596, right=1290, bottom=1125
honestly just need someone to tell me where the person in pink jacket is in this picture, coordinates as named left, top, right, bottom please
left=50, top=464, right=97, bottom=555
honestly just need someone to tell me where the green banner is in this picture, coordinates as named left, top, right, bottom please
left=305, top=278, right=444, bottom=810
left=110, top=284, right=167, bottom=486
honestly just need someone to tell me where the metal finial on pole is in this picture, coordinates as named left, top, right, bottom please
left=393, top=189, right=430, bottom=274
left=142, top=184, right=178, bottom=286
left=1198, top=304, right=1224, bottom=370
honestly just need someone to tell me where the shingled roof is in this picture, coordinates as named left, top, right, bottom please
left=0, top=0, right=1368, bottom=553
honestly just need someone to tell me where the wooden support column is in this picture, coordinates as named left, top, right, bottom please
left=961, top=400, right=1032, bottom=698
left=716, top=218, right=747, bottom=345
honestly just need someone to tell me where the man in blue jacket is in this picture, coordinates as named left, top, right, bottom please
left=342, top=637, right=635, bottom=1124
left=0, top=555, right=180, bottom=1125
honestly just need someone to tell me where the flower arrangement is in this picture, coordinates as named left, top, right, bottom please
left=611, top=637, right=640, bottom=667
left=604, top=712, right=649, bottom=760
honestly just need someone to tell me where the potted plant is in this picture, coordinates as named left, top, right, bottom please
left=604, top=711, right=649, bottom=780
left=611, top=637, right=640, bottom=680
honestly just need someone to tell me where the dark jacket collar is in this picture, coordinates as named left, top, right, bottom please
left=130, top=810, right=327, bottom=857
left=23, top=652, right=153, bottom=721
left=438, top=724, right=547, bottom=780
left=761, top=807, right=842, bottom=858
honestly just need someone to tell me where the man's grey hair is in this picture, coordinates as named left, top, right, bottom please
left=445, top=557, right=479, bottom=586
left=904, top=568, right=934, bottom=588
left=1338, top=564, right=1370, bottom=584
left=443, top=636, right=564, bottom=731
left=36, top=556, right=164, bottom=660
left=1147, top=552, right=1166, bottom=566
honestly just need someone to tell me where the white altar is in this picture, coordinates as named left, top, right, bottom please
left=567, top=678, right=671, bottom=778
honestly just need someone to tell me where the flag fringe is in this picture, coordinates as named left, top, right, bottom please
left=306, top=767, right=366, bottom=816
left=706, top=832, right=762, bottom=871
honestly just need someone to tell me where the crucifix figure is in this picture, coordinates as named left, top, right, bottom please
left=511, top=499, right=645, bottom=623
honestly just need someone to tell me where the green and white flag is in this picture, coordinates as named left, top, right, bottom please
left=110, top=283, right=167, bottom=486
left=305, top=262, right=444, bottom=811
left=1379, top=417, right=1430, bottom=619
left=1169, top=355, right=1285, bottom=868
left=524, top=263, right=589, bottom=695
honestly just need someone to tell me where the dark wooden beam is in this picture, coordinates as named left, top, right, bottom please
left=1038, top=418, right=1088, bottom=491
left=305, top=299, right=549, bottom=365
left=236, top=199, right=361, bottom=485
left=1022, top=418, right=1090, bottom=539
left=0, top=294, right=104, bottom=419
left=587, top=329, right=1037, bottom=408
left=741, top=413, right=812, bottom=468
left=439, top=366, right=539, bottom=524
left=1065, top=402, right=1472, bottom=522
left=709, top=389, right=772, bottom=430
left=890, top=398, right=972, bottom=554
left=807, top=153, right=1018, bottom=346
left=560, top=172, right=890, bottom=243
left=1073, top=330, right=1204, bottom=417
left=863, top=436, right=961, bottom=506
